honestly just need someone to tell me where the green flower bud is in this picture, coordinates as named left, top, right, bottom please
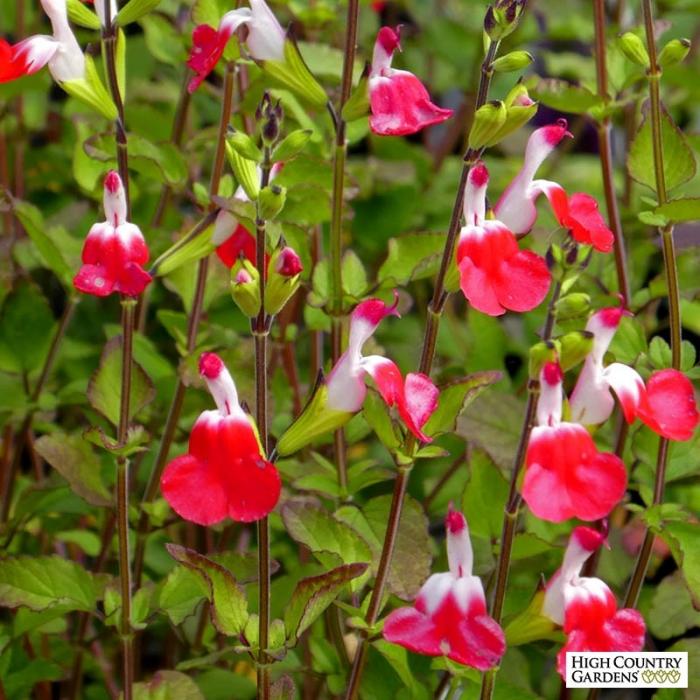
left=558, top=330, right=594, bottom=371
left=504, top=83, right=535, bottom=108
left=227, top=129, right=263, bottom=162
left=658, top=38, right=691, bottom=68
left=225, top=140, right=259, bottom=200
left=257, top=184, right=287, bottom=221
left=230, top=259, right=261, bottom=318
left=273, top=129, right=312, bottom=162
left=555, top=293, right=591, bottom=321
left=483, top=0, right=527, bottom=41
left=618, top=32, right=650, bottom=68
left=492, top=50, right=533, bottom=73
left=468, top=100, right=507, bottom=150
left=341, top=66, right=370, bottom=122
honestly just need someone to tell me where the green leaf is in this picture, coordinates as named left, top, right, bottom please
left=0, top=281, right=56, bottom=373
left=627, top=104, right=696, bottom=193
left=530, top=78, right=602, bottom=114
left=0, top=555, right=101, bottom=612
left=458, top=391, right=524, bottom=473
left=424, top=371, right=502, bottom=437
left=66, top=0, right=101, bottom=29
left=12, top=202, right=75, bottom=288
left=648, top=572, right=700, bottom=640
left=117, top=0, right=162, bottom=25
left=362, top=389, right=401, bottom=450
left=284, top=563, right=367, bottom=645
left=87, top=335, right=155, bottom=426
left=281, top=500, right=373, bottom=571
left=192, top=0, right=228, bottom=26
left=462, top=451, right=509, bottom=539
left=158, top=566, right=208, bottom=625
left=378, top=233, right=445, bottom=285
left=660, top=521, right=700, bottom=607
left=341, top=250, right=368, bottom=298
left=62, top=55, right=117, bottom=120
left=654, top=197, right=700, bottom=223
left=34, top=433, right=111, bottom=507
left=341, top=72, right=369, bottom=122
left=166, top=544, right=248, bottom=636
left=133, top=670, right=205, bottom=700
left=272, top=129, right=312, bottom=163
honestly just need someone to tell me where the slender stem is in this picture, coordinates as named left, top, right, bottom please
left=152, top=70, right=193, bottom=228
left=255, top=152, right=272, bottom=700
left=116, top=299, right=136, bottom=700
left=345, top=467, right=411, bottom=700
left=593, top=0, right=631, bottom=304
left=417, top=39, right=500, bottom=379
left=0, top=298, right=77, bottom=523
left=622, top=0, right=682, bottom=609
left=480, top=281, right=563, bottom=700
left=133, top=65, right=235, bottom=585
left=103, top=6, right=130, bottom=218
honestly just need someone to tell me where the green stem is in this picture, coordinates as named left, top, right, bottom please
left=344, top=467, right=411, bottom=700
left=593, top=0, right=630, bottom=304
left=622, top=0, right=682, bottom=610
left=255, top=150, right=273, bottom=700
left=480, top=280, right=563, bottom=700
left=132, top=63, right=235, bottom=586
left=117, top=298, right=136, bottom=700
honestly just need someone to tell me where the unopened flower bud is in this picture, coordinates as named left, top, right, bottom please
left=468, top=100, right=507, bottom=149
left=492, top=50, right=533, bottom=73
left=618, top=32, right=650, bottom=68
left=265, top=244, right=302, bottom=315
left=555, top=293, right=591, bottom=321
left=484, top=0, right=526, bottom=41
left=230, top=258, right=261, bottom=317
left=529, top=341, right=558, bottom=380
left=505, top=83, right=535, bottom=108
left=658, top=38, right=691, bottom=68
left=558, top=330, right=594, bottom=371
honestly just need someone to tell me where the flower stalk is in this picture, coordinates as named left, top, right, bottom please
left=623, top=0, right=681, bottom=608
left=593, top=0, right=630, bottom=304
left=133, top=63, right=236, bottom=586
left=255, top=145, right=273, bottom=700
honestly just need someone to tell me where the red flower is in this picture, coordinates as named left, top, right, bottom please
left=523, top=362, right=627, bottom=522
left=570, top=308, right=699, bottom=440
left=543, top=526, right=646, bottom=677
left=456, top=162, right=551, bottom=316
left=216, top=221, right=257, bottom=268
left=494, top=120, right=614, bottom=253
left=0, top=37, right=59, bottom=83
left=369, top=27, right=453, bottom=136
left=383, top=509, right=505, bottom=670
left=73, top=171, right=152, bottom=298
left=161, top=353, right=281, bottom=525
left=186, top=0, right=285, bottom=93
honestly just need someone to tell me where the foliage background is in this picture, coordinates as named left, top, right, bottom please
left=0, top=0, right=699, bottom=698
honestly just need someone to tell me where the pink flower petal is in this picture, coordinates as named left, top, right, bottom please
left=637, top=369, right=699, bottom=441
left=383, top=607, right=444, bottom=657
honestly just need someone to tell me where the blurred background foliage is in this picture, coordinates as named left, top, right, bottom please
left=0, top=0, right=699, bottom=698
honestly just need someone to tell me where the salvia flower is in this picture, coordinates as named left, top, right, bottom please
left=73, top=171, right=152, bottom=298
left=542, top=526, right=646, bottom=677
left=383, top=509, right=506, bottom=670
left=161, top=353, right=281, bottom=525
left=456, top=162, right=551, bottom=316
left=369, top=26, right=453, bottom=136
left=276, top=296, right=439, bottom=455
left=1, top=0, right=84, bottom=84
left=187, top=0, right=285, bottom=93
left=523, top=362, right=627, bottom=522
left=570, top=307, right=699, bottom=441
left=494, top=120, right=615, bottom=253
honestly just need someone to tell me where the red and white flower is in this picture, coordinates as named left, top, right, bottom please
left=570, top=307, right=699, bottom=441
left=326, top=297, right=439, bottom=442
left=187, top=0, right=285, bottom=93
left=494, top=120, right=614, bottom=253
left=1, top=0, right=84, bottom=84
left=542, top=526, right=646, bottom=677
left=383, top=509, right=505, bottom=670
left=523, top=362, right=627, bottom=522
left=161, top=353, right=281, bottom=525
left=456, top=162, right=551, bottom=316
left=73, top=171, right=152, bottom=298
left=369, top=26, right=453, bottom=136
